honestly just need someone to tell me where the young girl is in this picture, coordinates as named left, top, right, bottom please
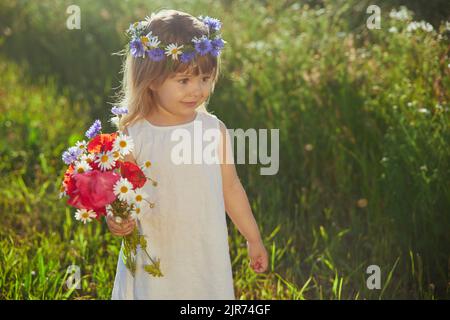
left=107, top=9, right=268, bottom=300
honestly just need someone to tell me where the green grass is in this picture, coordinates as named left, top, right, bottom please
left=0, top=0, right=449, bottom=299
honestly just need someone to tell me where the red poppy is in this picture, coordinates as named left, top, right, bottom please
left=118, top=161, right=146, bottom=189
left=63, top=164, right=77, bottom=196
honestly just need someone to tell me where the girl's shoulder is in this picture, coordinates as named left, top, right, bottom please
left=199, top=111, right=223, bottom=127
left=124, top=117, right=147, bottom=134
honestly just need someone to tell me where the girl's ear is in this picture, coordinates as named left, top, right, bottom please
left=148, top=80, right=160, bottom=91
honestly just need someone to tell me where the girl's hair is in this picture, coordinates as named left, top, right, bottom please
left=114, top=9, right=221, bottom=132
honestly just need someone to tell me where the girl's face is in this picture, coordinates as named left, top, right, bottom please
left=150, top=69, right=214, bottom=118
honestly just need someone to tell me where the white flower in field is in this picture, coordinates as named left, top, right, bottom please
left=130, top=188, right=148, bottom=208
left=389, top=7, right=409, bottom=21
left=113, top=133, right=134, bottom=156
left=73, top=160, right=92, bottom=174
left=418, top=108, right=430, bottom=114
left=113, top=178, right=134, bottom=202
left=407, top=21, right=434, bottom=33
left=75, top=209, right=97, bottom=224
left=75, top=140, right=88, bottom=152
left=165, top=43, right=184, bottom=60
left=304, top=144, right=314, bottom=152
left=421, top=21, right=433, bottom=32
left=406, top=22, right=420, bottom=32
left=95, top=151, right=116, bottom=171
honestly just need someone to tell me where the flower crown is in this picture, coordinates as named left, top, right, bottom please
left=126, top=15, right=226, bottom=64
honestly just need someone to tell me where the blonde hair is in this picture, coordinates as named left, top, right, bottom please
left=113, top=9, right=222, bottom=132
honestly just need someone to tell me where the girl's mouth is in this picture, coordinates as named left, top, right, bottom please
left=182, top=101, right=198, bottom=107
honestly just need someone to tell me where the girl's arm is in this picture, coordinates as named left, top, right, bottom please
left=218, top=120, right=262, bottom=244
left=219, top=120, right=268, bottom=273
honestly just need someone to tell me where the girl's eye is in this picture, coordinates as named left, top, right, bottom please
left=178, top=77, right=210, bottom=85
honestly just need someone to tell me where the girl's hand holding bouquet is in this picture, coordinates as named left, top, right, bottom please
left=59, top=106, right=163, bottom=277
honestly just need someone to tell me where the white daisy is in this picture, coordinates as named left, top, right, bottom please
left=140, top=160, right=151, bottom=174
left=129, top=206, right=142, bottom=221
left=130, top=188, right=149, bottom=208
left=112, top=149, right=122, bottom=161
left=75, top=209, right=97, bottom=224
left=113, top=134, right=134, bottom=156
left=94, top=151, right=116, bottom=171
left=73, top=160, right=92, bottom=174
left=113, top=177, right=134, bottom=202
left=140, top=35, right=150, bottom=48
left=81, top=153, right=96, bottom=164
left=75, top=140, right=88, bottom=152
left=144, top=31, right=153, bottom=39
left=165, top=43, right=184, bottom=60
left=141, top=160, right=152, bottom=169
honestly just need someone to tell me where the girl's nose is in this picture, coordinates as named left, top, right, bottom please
left=189, top=80, right=203, bottom=97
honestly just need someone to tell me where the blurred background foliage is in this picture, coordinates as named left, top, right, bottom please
left=0, top=0, right=449, bottom=299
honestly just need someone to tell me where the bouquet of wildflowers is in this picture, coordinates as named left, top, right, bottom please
left=59, top=106, right=163, bottom=277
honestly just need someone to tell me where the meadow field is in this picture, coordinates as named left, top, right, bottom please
left=0, top=0, right=449, bottom=299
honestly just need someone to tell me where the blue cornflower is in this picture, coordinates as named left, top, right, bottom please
left=180, top=51, right=196, bottom=64
left=200, top=16, right=222, bottom=32
left=62, top=146, right=82, bottom=165
left=130, top=38, right=145, bottom=58
left=147, top=48, right=165, bottom=61
left=111, top=106, right=128, bottom=115
left=85, top=119, right=102, bottom=139
left=210, top=37, right=225, bottom=57
left=193, top=36, right=212, bottom=56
